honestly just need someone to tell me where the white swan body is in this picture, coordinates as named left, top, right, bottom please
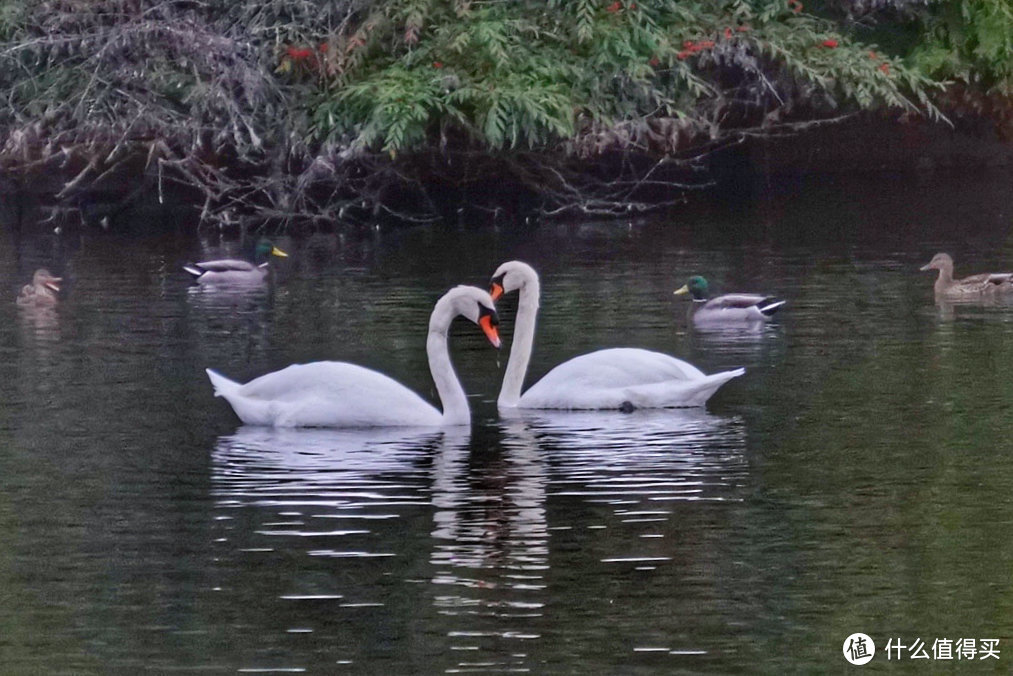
left=491, top=261, right=744, bottom=410
left=207, top=363, right=443, bottom=427
left=207, top=285, right=501, bottom=427
left=516, top=347, right=744, bottom=409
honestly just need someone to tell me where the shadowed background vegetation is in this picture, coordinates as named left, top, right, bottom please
left=0, top=0, right=1010, bottom=229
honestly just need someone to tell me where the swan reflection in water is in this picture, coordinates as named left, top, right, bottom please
left=208, top=411, right=745, bottom=671
left=499, top=408, right=748, bottom=511
left=212, top=425, right=450, bottom=509
left=211, top=425, right=547, bottom=672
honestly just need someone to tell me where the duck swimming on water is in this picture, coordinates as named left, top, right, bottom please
left=16, top=269, right=62, bottom=307
left=184, top=238, right=288, bottom=286
left=673, top=276, right=785, bottom=326
left=920, top=253, right=1013, bottom=298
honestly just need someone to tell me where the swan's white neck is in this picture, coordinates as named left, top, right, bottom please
left=428, top=302, right=470, bottom=425
left=499, top=273, right=539, bottom=408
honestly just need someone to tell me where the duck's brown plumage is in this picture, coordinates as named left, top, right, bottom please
left=16, top=269, right=62, bottom=307
left=920, top=253, right=1013, bottom=297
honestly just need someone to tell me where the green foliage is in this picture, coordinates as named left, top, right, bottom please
left=910, top=0, right=1013, bottom=94
left=0, top=0, right=1004, bottom=226
left=311, top=0, right=943, bottom=156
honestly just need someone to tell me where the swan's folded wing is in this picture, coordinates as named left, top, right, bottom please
left=517, top=348, right=716, bottom=409
left=228, top=362, right=441, bottom=427
left=519, top=363, right=743, bottom=410
left=533, top=348, right=706, bottom=387
left=621, top=368, right=744, bottom=408
left=238, top=362, right=415, bottom=402
left=194, top=259, right=259, bottom=273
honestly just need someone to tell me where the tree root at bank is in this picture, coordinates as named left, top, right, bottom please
left=0, top=137, right=725, bottom=231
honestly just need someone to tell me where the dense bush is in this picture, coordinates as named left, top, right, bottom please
left=0, top=0, right=1004, bottom=228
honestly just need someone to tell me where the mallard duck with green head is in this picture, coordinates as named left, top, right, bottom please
left=674, top=276, right=785, bottom=325
left=184, top=238, right=288, bottom=286
left=920, top=253, right=1013, bottom=298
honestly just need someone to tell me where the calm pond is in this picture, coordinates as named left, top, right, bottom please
left=2, top=171, right=1013, bottom=673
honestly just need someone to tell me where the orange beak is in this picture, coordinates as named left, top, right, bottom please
left=490, top=282, right=504, bottom=301
left=479, top=314, right=501, bottom=348
left=44, top=277, right=62, bottom=293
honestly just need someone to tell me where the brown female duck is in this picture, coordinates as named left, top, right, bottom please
left=16, top=269, right=62, bottom=307
left=920, top=253, right=1013, bottom=298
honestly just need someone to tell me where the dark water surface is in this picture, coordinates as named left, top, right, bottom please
left=2, top=172, right=1013, bottom=672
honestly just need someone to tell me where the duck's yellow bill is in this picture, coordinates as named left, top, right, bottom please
left=479, top=315, right=501, bottom=348
left=673, top=284, right=689, bottom=296
left=490, top=282, right=504, bottom=301
left=272, top=246, right=289, bottom=258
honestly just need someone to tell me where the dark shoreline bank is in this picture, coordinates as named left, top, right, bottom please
left=1, top=114, right=1010, bottom=237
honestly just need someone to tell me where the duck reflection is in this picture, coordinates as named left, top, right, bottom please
left=931, top=293, right=1013, bottom=322
left=17, top=301, right=61, bottom=342
left=683, top=324, right=786, bottom=378
left=16, top=268, right=63, bottom=342
left=187, top=284, right=273, bottom=364
left=186, top=283, right=271, bottom=312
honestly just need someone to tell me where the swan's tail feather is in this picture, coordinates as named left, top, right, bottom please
left=607, top=367, right=744, bottom=409
left=668, top=367, right=744, bottom=407
left=206, top=368, right=239, bottom=398
left=206, top=368, right=275, bottom=425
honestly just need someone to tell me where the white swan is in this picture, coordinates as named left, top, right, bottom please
left=206, top=285, right=501, bottom=427
left=490, top=261, right=744, bottom=410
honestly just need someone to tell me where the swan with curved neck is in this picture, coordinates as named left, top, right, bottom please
left=206, top=285, right=500, bottom=427
left=491, top=261, right=744, bottom=410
